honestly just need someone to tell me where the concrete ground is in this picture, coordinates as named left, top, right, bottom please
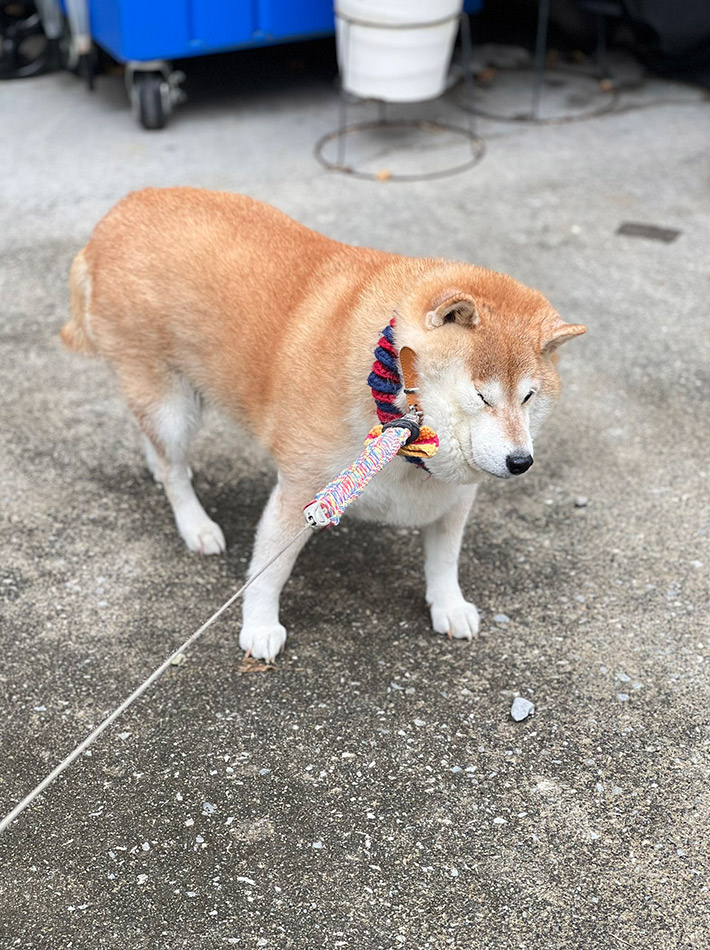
left=1, top=40, right=709, bottom=950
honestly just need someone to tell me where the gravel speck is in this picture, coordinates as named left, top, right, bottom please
left=511, top=697, right=535, bottom=721
left=617, top=693, right=629, bottom=702
left=574, top=496, right=589, bottom=507
left=494, top=614, right=510, bottom=624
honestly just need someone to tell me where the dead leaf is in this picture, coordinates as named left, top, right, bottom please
left=237, top=656, right=276, bottom=674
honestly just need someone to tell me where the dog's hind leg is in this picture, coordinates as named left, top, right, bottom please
left=124, top=371, right=226, bottom=555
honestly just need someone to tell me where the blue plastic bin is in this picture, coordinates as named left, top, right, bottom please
left=85, top=0, right=335, bottom=63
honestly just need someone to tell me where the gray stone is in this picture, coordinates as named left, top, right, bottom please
left=511, top=697, right=535, bottom=721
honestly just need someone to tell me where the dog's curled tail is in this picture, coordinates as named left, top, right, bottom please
left=60, top=248, right=96, bottom=355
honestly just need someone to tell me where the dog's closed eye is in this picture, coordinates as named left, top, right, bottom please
left=522, top=390, right=535, bottom=404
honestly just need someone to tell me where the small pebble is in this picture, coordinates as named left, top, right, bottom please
left=511, top=697, right=535, bottom=722
left=574, top=496, right=589, bottom=507
left=617, top=672, right=631, bottom=683
left=494, top=614, right=510, bottom=625
left=618, top=693, right=629, bottom=702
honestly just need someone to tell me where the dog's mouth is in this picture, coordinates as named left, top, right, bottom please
left=453, top=435, right=492, bottom=479
left=456, top=434, right=513, bottom=480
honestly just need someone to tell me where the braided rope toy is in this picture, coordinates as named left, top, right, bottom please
left=304, top=322, right=439, bottom=529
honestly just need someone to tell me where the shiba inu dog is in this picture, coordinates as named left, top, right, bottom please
left=61, top=188, right=585, bottom=660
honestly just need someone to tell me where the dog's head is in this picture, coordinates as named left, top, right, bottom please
left=396, top=266, right=586, bottom=483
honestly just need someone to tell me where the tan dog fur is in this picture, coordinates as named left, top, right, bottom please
left=62, top=188, right=585, bottom=659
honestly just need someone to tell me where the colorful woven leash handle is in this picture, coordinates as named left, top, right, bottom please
left=303, top=424, right=412, bottom=528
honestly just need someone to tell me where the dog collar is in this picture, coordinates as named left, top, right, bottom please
left=367, top=318, right=439, bottom=468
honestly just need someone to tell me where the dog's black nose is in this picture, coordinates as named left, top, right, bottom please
left=506, top=453, right=533, bottom=475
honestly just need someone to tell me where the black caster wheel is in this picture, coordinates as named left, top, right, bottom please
left=0, top=0, right=52, bottom=79
left=133, top=71, right=167, bottom=130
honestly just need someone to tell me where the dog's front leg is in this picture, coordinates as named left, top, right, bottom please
left=423, top=490, right=479, bottom=641
left=240, top=481, right=311, bottom=661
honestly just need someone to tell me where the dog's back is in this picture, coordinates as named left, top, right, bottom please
left=60, top=187, right=398, bottom=442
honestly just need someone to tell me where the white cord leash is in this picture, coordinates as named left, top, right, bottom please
left=0, top=525, right=311, bottom=836
left=1, top=395, right=430, bottom=835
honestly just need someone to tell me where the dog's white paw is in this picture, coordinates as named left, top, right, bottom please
left=179, top=517, right=226, bottom=555
left=429, top=598, right=480, bottom=641
left=239, top=622, right=287, bottom=661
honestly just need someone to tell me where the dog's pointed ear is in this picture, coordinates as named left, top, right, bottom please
left=424, top=291, right=479, bottom=330
left=542, top=320, right=586, bottom=354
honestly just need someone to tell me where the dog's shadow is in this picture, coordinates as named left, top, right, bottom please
left=83, top=454, right=554, bottom=640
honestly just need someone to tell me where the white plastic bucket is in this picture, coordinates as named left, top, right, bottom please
left=335, top=0, right=464, bottom=103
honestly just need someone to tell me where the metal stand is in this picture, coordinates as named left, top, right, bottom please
left=455, top=0, right=620, bottom=125
left=315, top=11, right=484, bottom=182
